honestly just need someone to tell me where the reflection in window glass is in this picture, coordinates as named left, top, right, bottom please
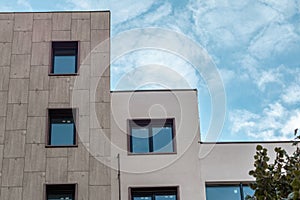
left=131, top=188, right=177, bottom=200
left=53, top=55, right=76, bottom=74
left=129, top=119, right=174, bottom=154
left=206, top=186, right=241, bottom=200
left=48, top=194, right=73, bottom=200
left=50, top=118, right=75, bottom=146
left=156, top=195, right=176, bottom=200
left=206, top=185, right=254, bottom=200
left=152, top=127, right=173, bottom=152
left=133, top=197, right=152, bottom=200
left=243, top=186, right=255, bottom=199
left=131, top=128, right=150, bottom=153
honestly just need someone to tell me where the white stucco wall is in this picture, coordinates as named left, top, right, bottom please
left=110, top=89, right=296, bottom=200
left=110, top=90, right=202, bottom=200
left=199, top=142, right=295, bottom=199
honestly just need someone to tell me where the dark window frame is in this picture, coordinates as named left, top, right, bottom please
left=205, top=182, right=254, bottom=200
left=128, top=118, right=177, bottom=155
left=129, top=186, right=179, bottom=200
left=50, top=41, right=79, bottom=76
left=45, top=183, right=77, bottom=200
left=46, top=108, right=78, bottom=148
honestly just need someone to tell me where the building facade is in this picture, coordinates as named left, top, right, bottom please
left=0, top=10, right=295, bottom=200
left=110, top=90, right=295, bottom=200
left=0, top=11, right=111, bottom=199
left=110, top=90, right=202, bottom=200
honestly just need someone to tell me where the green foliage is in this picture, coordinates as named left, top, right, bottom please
left=246, top=129, right=300, bottom=200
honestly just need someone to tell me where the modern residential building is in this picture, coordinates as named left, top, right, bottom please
left=110, top=89, right=202, bottom=200
left=0, top=10, right=296, bottom=200
left=110, top=90, right=295, bottom=200
left=0, top=11, right=111, bottom=199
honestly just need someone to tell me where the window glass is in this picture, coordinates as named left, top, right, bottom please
left=131, top=128, right=150, bottom=153
left=152, top=127, right=173, bottom=152
left=243, top=186, right=254, bottom=199
left=131, top=188, right=177, bottom=200
left=53, top=55, right=76, bottom=74
left=133, top=197, right=152, bottom=200
left=130, top=119, right=174, bottom=154
left=48, top=194, right=73, bottom=200
left=48, top=109, right=76, bottom=146
left=52, top=42, right=78, bottom=74
left=156, top=195, right=176, bottom=200
left=206, top=186, right=241, bottom=200
left=50, top=118, right=75, bottom=146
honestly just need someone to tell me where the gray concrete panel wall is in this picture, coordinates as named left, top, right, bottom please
left=0, top=11, right=111, bottom=200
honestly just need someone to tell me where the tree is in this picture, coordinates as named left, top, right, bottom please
left=246, top=129, right=300, bottom=200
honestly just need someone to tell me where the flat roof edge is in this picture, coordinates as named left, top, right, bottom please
left=200, top=140, right=294, bottom=144
left=111, top=89, right=197, bottom=93
left=0, top=10, right=110, bottom=14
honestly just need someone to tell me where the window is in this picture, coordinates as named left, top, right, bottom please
left=47, top=109, right=77, bottom=147
left=51, top=41, right=78, bottom=74
left=129, top=119, right=175, bottom=154
left=206, top=184, right=254, bottom=200
left=46, top=184, right=76, bottom=200
left=131, top=187, right=178, bottom=200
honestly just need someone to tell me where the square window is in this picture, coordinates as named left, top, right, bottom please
left=51, top=41, right=78, bottom=74
left=129, top=119, right=175, bottom=154
left=131, top=187, right=178, bottom=200
left=46, top=184, right=76, bottom=200
left=48, top=109, right=77, bottom=147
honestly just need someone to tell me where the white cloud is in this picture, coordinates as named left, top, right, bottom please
left=281, top=84, right=300, bottom=104
left=187, top=0, right=300, bottom=92
left=248, top=23, right=299, bottom=60
left=0, top=0, right=33, bottom=11
left=238, top=55, right=286, bottom=91
left=218, top=68, right=235, bottom=86
left=112, top=49, right=200, bottom=90
left=65, top=0, right=156, bottom=25
left=188, top=0, right=279, bottom=48
left=142, top=2, right=172, bottom=23
left=66, top=0, right=93, bottom=10
left=114, top=64, right=192, bottom=90
left=229, top=109, right=259, bottom=133
left=280, top=110, right=300, bottom=136
left=108, top=0, right=156, bottom=25
left=256, top=68, right=283, bottom=91
left=229, top=102, right=300, bottom=141
left=263, top=102, right=284, bottom=118
left=258, top=0, right=298, bottom=18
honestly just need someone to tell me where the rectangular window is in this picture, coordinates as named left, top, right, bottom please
left=129, top=119, right=175, bottom=154
left=46, top=184, right=76, bottom=200
left=47, top=109, right=77, bottom=147
left=206, top=184, right=254, bottom=200
left=51, top=41, right=78, bottom=75
left=131, top=187, right=178, bottom=200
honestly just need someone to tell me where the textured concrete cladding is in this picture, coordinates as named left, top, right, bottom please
left=0, top=11, right=111, bottom=200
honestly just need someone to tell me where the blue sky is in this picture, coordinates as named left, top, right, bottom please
left=1, top=0, right=300, bottom=142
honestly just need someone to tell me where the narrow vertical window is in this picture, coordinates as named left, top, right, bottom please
left=51, top=41, right=78, bottom=74
left=48, top=109, right=77, bottom=147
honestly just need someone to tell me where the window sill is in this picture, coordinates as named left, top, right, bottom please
left=45, top=144, right=78, bottom=148
left=48, top=73, right=79, bottom=76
